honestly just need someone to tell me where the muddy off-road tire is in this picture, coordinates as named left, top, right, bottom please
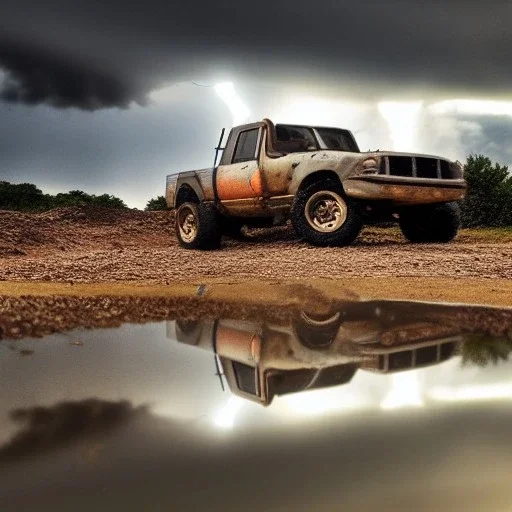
left=175, top=201, right=221, bottom=250
left=291, top=180, right=363, bottom=247
left=399, top=202, right=460, bottom=243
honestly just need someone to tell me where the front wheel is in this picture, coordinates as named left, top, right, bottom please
left=175, top=202, right=222, bottom=250
left=399, top=202, right=460, bottom=243
left=290, top=180, right=363, bottom=247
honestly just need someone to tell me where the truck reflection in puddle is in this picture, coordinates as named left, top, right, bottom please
left=168, top=300, right=484, bottom=406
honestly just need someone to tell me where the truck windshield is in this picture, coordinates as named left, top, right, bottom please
left=314, top=127, right=359, bottom=152
left=275, top=124, right=359, bottom=153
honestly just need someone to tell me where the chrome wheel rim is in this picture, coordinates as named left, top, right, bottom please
left=177, top=206, right=198, bottom=243
left=305, top=191, right=347, bottom=232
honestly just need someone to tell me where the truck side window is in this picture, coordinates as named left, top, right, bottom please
left=232, top=128, right=260, bottom=163
left=232, top=361, right=259, bottom=396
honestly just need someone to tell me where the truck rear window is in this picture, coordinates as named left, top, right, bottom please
left=233, top=361, right=259, bottom=396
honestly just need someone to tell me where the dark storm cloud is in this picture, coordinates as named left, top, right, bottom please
left=1, top=1, right=512, bottom=110
left=0, top=37, right=142, bottom=110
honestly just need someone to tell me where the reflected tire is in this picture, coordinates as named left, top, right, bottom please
left=175, top=201, right=221, bottom=250
left=292, top=310, right=343, bottom=349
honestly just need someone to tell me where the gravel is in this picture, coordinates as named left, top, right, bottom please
left=1, top=207, right=511, bottom=283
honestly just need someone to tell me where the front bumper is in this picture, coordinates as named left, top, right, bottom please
left=343, top=175, right=467, bottom=205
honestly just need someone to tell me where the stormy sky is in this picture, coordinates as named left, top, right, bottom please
left=1, top=1, right=512, bottom=207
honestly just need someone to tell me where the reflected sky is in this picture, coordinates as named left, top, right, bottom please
left=1, top=319, right=512, bottom=433
left=1, top=306, right=512, bottom=511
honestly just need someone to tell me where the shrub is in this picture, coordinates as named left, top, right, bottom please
left=0, top=181, right=51, bottom=211
left=145, top=196, right=168, bottom=211
left=460, top=154, right=512, bottom=227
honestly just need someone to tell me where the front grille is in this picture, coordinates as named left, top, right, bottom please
left=387, top=350, right=413, bottom=370
left=387, top=156, right=414, bottom=177
left=381, top=156, right=456, bottom=179
left=415, top=345, right=439, bottom=366
left=416, top=157, right=438, bottom=179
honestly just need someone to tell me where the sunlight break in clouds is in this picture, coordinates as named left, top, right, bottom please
left=378, top=101, right=423, bottom=152
left=214, top=82, right=250, bottom=127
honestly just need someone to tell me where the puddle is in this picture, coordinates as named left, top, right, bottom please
left=1, top=295, right=512, bottom=510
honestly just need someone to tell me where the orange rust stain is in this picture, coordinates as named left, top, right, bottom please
left=216, top=325, right=262, bottom=363
left=249, top=169, right=264, bottom=196
left=217, top=169, right=263, bottom=200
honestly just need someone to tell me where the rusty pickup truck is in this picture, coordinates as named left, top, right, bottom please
left=166, top=118, right=466, bottom=249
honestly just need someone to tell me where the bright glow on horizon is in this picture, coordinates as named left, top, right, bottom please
left=273, top=97, right=364, bottom=128
left=213, top=396, right=245, bottom=429
left=214, top=82, right=250, bottom=126
left=429, top=383, right=512, bottom=402
left=430, top=99, right=512, bottom=117
left=378, top=101, right=423, bottom=152
left=283, top=390, right=364, bottom=415
left=381, top=373, right=424, bottom=410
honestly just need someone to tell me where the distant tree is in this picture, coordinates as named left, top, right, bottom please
left=88, top=193, right=127, bottom=209
left=460, top=155, right=512, bottom=227
left=0, top=181, right=50, bottom=211
left=0, top=181, right=127, bottom=211
left=51, top=190, right=126, bottom=209
left=145, top=196, right=168, bottom=211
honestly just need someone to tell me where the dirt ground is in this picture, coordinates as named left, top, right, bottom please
left=0, top=206, right=512, bottom=306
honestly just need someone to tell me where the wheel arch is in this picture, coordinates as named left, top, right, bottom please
left=295, top=170, right=343, bottom=194
left=175, top=181, right=202, bottom=207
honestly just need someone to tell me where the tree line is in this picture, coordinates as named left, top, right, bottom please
left=0, top=182, right=127, bottom=211
left=1, top=154, right=511, bottom=226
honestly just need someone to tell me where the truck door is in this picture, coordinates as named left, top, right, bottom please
left=216, top=126, right=267, bottom=215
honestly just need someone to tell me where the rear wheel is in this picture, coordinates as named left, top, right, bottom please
left=291, top=180, right=363, bottom=247
left=175, top=201, right=222, bottom=250
left=399, top=202, right=460, bottom=243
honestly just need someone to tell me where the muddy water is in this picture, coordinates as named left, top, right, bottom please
left=1, top=298, right=512, bottom=511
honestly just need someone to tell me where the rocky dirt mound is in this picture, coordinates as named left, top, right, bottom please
left=1, top=207, right=512, bottom=284
left=0, top=207, right=174, bottom=257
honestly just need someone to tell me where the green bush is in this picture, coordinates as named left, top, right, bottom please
left=0, top=182, right=127, bottom=212
left=145, top=196, right=168, bottom=211
left=52, top=190, right=126, bottom=209
left=0, top=181, right=51, bottom=211
left=460, top=155, right=512, bottom=227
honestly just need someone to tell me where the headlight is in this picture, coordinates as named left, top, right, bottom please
left=360, top=158, right=379, bottom=174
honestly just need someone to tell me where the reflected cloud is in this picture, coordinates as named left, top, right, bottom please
left=213, top=396, right=245, bottom=430
left=429, top=383, right=512, bottom=403
left=0, top=398, right=146, bottom=465
left=380, top=373, right=424, bottom=410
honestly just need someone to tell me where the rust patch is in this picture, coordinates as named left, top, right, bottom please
left=217, top=169, right=263, bottom=200
left=249, top=169, right=264, bottom=196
